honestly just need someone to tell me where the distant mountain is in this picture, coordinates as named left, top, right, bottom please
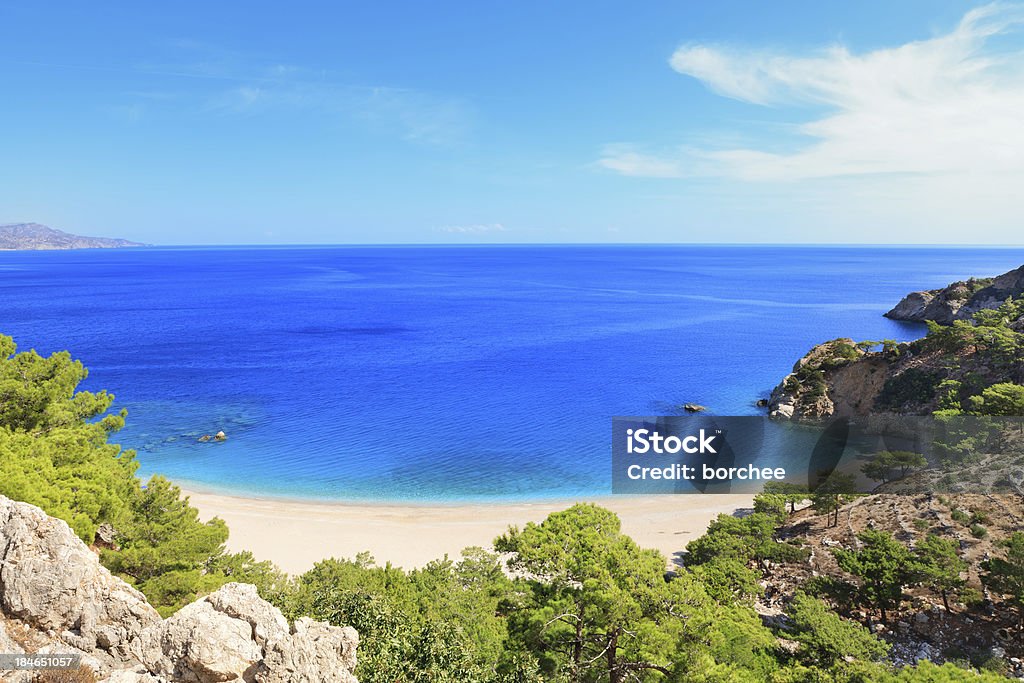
left=0, top=222, right=146, bottom=250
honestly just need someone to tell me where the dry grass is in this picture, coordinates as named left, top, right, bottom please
left=33, top=666, right=97, bottom=683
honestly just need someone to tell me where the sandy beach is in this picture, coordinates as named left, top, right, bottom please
left=182, top=488, right=753, bottom=575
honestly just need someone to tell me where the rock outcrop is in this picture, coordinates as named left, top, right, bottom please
left=0, top=496, right=358, bottom=682
left=768, top=338, right=890, bottom=422
left=137, top=584, right=358, bottom=683
left=885, top=264, right=1024, bottom=324
left=0, top=496, right=161, bottom=663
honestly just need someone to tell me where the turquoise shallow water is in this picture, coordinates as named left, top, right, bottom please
left=1, top=245, right=1021, bottom=501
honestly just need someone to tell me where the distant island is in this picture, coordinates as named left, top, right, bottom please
left=0, top=222, right=145, bottom=250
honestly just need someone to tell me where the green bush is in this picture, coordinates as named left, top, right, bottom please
left=876, top=368, right=941, bottom=411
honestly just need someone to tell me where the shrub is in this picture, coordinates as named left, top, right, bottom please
left=951, top=509, right=970, bottom=524
left=876, top=368, right=941, bottom=411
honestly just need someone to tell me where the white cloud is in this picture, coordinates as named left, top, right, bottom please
left=436, top=223, right=508, bottom=234
left=596, top=145, right=684, bottom=178
left=602, top=3, right=1024, bottom=184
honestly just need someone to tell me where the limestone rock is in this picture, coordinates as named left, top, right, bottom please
left=256, top=618, right=359, bottom=683
left=0, top=497, right=358, bottom=683
left=139, top=583, right=358, bottom=683
left=0, top=496, right=160, bottom=662
left=139, top=597, right=263, bottom=682
left=205, top=583, right=289, bottom=649
left=95, top=523, right=119, bottom=549
left=100, top=670, right=165, bottom=682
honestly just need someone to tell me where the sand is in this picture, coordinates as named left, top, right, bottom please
left=181, top=488, right=753, bottom=575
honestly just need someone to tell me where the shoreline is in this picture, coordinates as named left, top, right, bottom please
left=181, top=487, right=754, bottom=574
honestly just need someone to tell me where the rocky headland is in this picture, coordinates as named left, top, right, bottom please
left=884, top=264, right=1024, bottom=325
left=0, top=495, right=359, bottom=683
left=769, top=264, right=1024, bottom=422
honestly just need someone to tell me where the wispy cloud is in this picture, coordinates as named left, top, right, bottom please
left=129, top=43, right=474, bottom=146
left=204, top=69, right=473, bottom=146
left=596, top=145, right=685, bottom=178
left=436, top=223, right=508, bottom=234
left=600, top=3, right=1024, bottom=183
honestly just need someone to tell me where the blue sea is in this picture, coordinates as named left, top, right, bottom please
left=1, top=245, right=1021, bottom=501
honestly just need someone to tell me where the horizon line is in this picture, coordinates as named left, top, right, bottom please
left=109, top=241, right=1024, bottom=249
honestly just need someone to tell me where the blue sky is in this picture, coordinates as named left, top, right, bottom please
left=1, top=1, right=1021, bottom=244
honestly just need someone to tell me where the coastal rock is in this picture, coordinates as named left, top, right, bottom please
left=884, top=290, right=938, bottom=322
left=767, top=339, right=863, bottom=422
left=0, top=496, right=160, bottom=663
left=885, top=264, right=1024, bottom=324
left=769, top=401, right=795, bottom=420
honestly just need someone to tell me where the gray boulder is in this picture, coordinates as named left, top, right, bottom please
left=138, top=583, right=358, bottom=683
left=256, top=617, right=359, bottom=683
left=0, top=497, right=359, bottom=682
left=0, top=496, right=160, bottom=662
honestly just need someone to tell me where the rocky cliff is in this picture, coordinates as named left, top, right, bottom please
left=885, top=264, right=1024, bottom=324
left=0, top=223, right=145, bottom=250
left=768, top=338, right=892, bottom=422
left=769, top=266, right=1024, bottom=422
left=0, top=496, right=358, bottom=683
